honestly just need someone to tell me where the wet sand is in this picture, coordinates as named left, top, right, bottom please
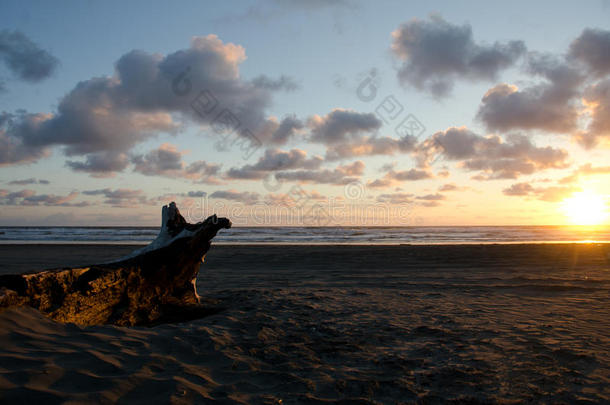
left=1, top=243, right=609, bottom=403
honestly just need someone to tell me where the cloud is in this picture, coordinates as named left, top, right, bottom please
left=503, top=183, right=579, bottom=202
left=438, top=183, right=461, bottom=192
left=66, top=152, right=130, bottom=177
left=502, top=182, right=534, bottom=196
left=416, top=193, right=445, bottom=201
left=0, top=111, right=52, bottom=166
left=304, top=108, right=416, bottom=160
left=0, top=35, right=291, bottom=167
left=391, top=15, right=525, bottom=98
left=0, top=189, right=85, bottom=206
left=0, top=30, right=59, bottom=82
left=82, top=188, right=153, bottom=207
left=577, top=79, right=610, bottom=147
left=275, top=160, right=365, bottom=185
left=265, top=190, right=327, bottom=206
left=131, top=143, right=222, bottom=184
left=132, top=143, right=183, bottom=176
left=217, top=0, right=353, bottom=24
left=569, top=28, right=610, bottom=77
left=476, top=53, right=583, bottom=134
left=418, top=127, right=569, bottom=179
left=273, top=0, right=352, bottom=9
left=8, top=178, right=49, bottom=185
left=184, top=160, right=222, bottom=184
left=376, top=192, right=414, bottom=204
left=268, top=115, right=305, bottom=145
left=559, top=163, right=610, bottom=184
left=186, top=191, right=207, bottom=198
left=308, top=109, right=381, bottom=144
left=209, top=190, right=260, bottom=204
left=368, top=167, right=433, bottom=188
left=251, top=75, right=299, bottom=91
left=324, top=134, right=418, bottom=160
left=226, top=148, right=323, bottom=180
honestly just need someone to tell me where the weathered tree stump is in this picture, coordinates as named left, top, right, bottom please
left=0, top=202, right=231, bottom=326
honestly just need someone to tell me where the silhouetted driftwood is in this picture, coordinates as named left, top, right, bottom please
left=0, top=202, right=231, bottom=326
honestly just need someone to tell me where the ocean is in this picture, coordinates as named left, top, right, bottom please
left=1, top=225, right=609, bottom=244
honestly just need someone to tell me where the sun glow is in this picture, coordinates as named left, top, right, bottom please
left=561, top=191, right=608, bottom=226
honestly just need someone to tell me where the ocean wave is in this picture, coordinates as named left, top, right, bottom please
left=0, top=225, right=609, bottom=245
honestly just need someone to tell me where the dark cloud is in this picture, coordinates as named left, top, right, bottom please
left=268, top=115, right=304, bottom=145
left=0, top=111, right=51, bottom=166
left=251, top=75, right=299, bottom=91
left=0, top=189, right=84, bottom=206
left=226, top=148, right=323, bottom=180
left=569, top=28, right=610, bottom=77
left=265, top=190, right=327, bottom=206
left=416, top=193, right=445, bottom=201
left=376, top=192, right=414, bottom=204
left=66, top=152, right=130, bottom=177
left=418, top=127, right=569, bottom=179
left=438, top=183, right=458, bottom=192
left=184, top=160, right=222, bottom=184
left=308, top=109, right=381, bottom=144
left=391, top=15, right=526, bottom=98
left=476, top=53, right=583, bottom=134
left=0, top=189, right=34, bottom=205
left=503, top=183, right=579, bottom=202
left=577, top=79, right=610, bottom=147
left=0, top=30, right=59, bottom=82
left=368, top=168, right=433, bottom=188
left=324, top=135, right=417, bottom=160
left=1, top=35, right=290, bottom=166
left=130, top=143, right=222, bottom=184
left=186, top=191, right=207, bottom=198
left=83, top=188, right=153, bottom=208
left=275, top=160, right=365, bottom=185
left=209, top=190, right=260, bottom=204
left=21, top=191, right=82, bottom=206
left=502, top=182, right=534, bottom=196
left=273, top=0, right=352, bottom=9
left=8, top=178, right=49, bottom=185
left=132, top=143, right=183, bottom=176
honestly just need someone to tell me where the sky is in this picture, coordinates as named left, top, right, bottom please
left=0, top=0, right=609, bottom=226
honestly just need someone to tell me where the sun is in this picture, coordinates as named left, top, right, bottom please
left=561, top=191, right=608, bottom=226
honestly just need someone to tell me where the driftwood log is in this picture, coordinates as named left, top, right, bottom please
left=0, top=202, right=231, bottom=326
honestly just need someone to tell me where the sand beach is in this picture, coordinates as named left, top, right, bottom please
left=1, top=243, right=609, bottom=404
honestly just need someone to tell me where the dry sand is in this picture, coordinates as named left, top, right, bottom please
left=0, top=244, right=609, bottom=404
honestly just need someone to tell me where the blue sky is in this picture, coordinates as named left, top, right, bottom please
left=1, top=0, right=609, bottom=226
